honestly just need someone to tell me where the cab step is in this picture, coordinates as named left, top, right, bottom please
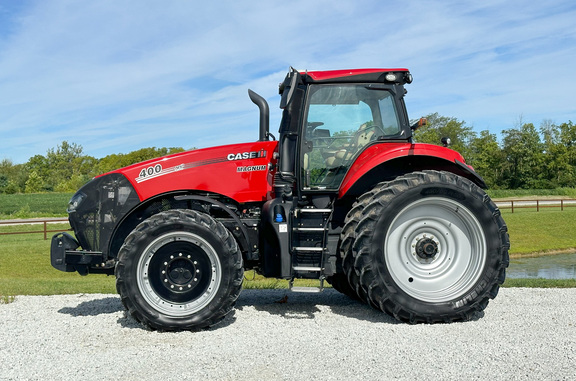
left=289, top=277, right=325, bottom=293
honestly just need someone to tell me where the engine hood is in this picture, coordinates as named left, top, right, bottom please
left=105, top=140, right=279, bottom=203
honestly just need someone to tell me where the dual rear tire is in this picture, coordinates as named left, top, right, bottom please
left=340, top=171, right=509, bottom=323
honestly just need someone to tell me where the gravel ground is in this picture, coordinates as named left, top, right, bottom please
left=1, top=288, right=575, bottom=380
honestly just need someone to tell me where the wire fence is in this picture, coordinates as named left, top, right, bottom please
left=495, top=199, right=576, bottom=213
left=0, top=218, right=70, bottom=240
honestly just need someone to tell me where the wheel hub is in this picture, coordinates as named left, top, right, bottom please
left=415, top=237, right=439, bottom=259
left=161, top=253, right=201, bottom=291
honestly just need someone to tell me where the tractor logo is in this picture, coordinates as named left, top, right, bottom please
left=226, top=149, right=267, bottom=161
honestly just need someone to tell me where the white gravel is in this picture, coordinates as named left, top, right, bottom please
left=1, top=288, right=575, bottom=380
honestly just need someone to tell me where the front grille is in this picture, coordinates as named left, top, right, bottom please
left=74, top=211, right=100, bottom=251
left=68, top=173, right=139, bottom=255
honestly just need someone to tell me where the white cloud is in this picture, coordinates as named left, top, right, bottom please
left=0, top=0, right=575, bottom=163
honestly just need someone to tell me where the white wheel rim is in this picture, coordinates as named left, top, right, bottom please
left=137, top=231, right=222, bottom=317
left=385, top=197, right=486, bottom=303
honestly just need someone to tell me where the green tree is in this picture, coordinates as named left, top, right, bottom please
left=1, top=159, right=26, bottom=193
left=0, top=174, right=8, bottom=192
left=501, top=123, right=546, bottom=189
left=40, top=141, right=98, bottom=192
left=4, top=180, right=21, bottom=194
left=96, top=147, right=185, bottom=174
left=25, top=171, right=43, bottom=193
left=412, top=113, right=476, bottom=158
left=467, top=130, right=505, bottom=188
left=544, top=121, right=576, bottom=187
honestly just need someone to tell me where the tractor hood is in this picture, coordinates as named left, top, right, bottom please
left=105, top=140, right=278, bottom=203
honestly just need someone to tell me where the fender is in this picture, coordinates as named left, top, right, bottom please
left=338, top=142, right=485, bottom=198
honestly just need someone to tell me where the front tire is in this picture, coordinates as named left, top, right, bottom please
left=115, top=209, right=243, bottom=331
left=342, top=171, right=509, bottom=323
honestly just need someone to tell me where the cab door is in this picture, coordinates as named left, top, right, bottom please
left=300, top=84, right=402, bottom=191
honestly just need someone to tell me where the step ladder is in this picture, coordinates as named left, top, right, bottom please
left=289, top=208, right=331, bottom=293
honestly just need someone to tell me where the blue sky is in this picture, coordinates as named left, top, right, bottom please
left=1, top=0, right=575, bottom=164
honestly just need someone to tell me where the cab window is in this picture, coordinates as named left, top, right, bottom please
left=301, top=84, right=400, bottom=189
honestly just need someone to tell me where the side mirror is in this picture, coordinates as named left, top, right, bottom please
left=410, top=117, right=427, bottom=131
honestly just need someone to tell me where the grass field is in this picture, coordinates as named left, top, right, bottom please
left=502, top=208, right=576, bottom=256
left=1, top=192, right=575, bottom=298
left=0, top=192, right=73, bottom=218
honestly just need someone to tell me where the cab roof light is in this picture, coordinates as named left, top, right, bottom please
left=385, top=73, right=397, bottom=82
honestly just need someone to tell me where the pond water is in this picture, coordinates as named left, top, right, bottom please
left=507, top=252, right=576, bottom=279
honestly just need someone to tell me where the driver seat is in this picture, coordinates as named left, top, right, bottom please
left=325, top=123, right=375, bottom=167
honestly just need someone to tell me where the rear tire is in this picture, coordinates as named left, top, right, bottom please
left=342, top=171, right=509, bottom=323
left=115, top=209, right=243, bottom=331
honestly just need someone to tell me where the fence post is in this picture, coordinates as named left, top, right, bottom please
left=536, top=200, right=539, bottom=212
left=44, top=221, right=47, bottom=240
left=511, top=200, right=514, bottom=213
left=561, top=199, right=564, bottom=211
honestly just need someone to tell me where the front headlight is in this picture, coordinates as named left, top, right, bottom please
left=67, top=192, right=86, bottom=213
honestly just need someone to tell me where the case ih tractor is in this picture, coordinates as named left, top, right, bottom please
left=51, top=67, right=509, bottom=330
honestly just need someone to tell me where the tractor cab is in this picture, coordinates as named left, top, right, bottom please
left=275, top=67, right=414, bottom=194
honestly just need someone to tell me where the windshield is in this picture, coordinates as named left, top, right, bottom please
left=301, top=84, right=401, bottom=190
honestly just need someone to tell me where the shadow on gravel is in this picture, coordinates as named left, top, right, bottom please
left=58, top=296, right=146, bottom=329
left=58, top=297, right=123, bottom=316
left=235, top=289, right=400, bottom=324
left=55, top=289, right=484, bottom=332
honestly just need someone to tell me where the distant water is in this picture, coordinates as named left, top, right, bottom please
left=507, top=253, right=576, bottom=279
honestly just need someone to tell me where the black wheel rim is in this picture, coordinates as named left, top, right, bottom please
left=136, top=231, right=222, bottom=317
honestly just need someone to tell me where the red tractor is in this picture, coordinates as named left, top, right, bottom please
left=51, top=67, right=509, bottom=330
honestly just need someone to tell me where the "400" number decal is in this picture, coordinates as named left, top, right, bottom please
left=139, top=164, right=162, bottom=179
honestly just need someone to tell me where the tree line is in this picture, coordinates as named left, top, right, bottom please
left=413, top=113, right=576, bottom=189
left=1, top=113, right=575, bottom=193
left=0, top=143, right=185, bottom=193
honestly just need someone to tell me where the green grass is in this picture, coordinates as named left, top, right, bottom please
left=502, top=208, right=576, bottom=256
left=0, top=193, right=72, bottom=219
left=502, top=278, right=576, bottom=288
left=0, top=225, right=117, bottom=297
